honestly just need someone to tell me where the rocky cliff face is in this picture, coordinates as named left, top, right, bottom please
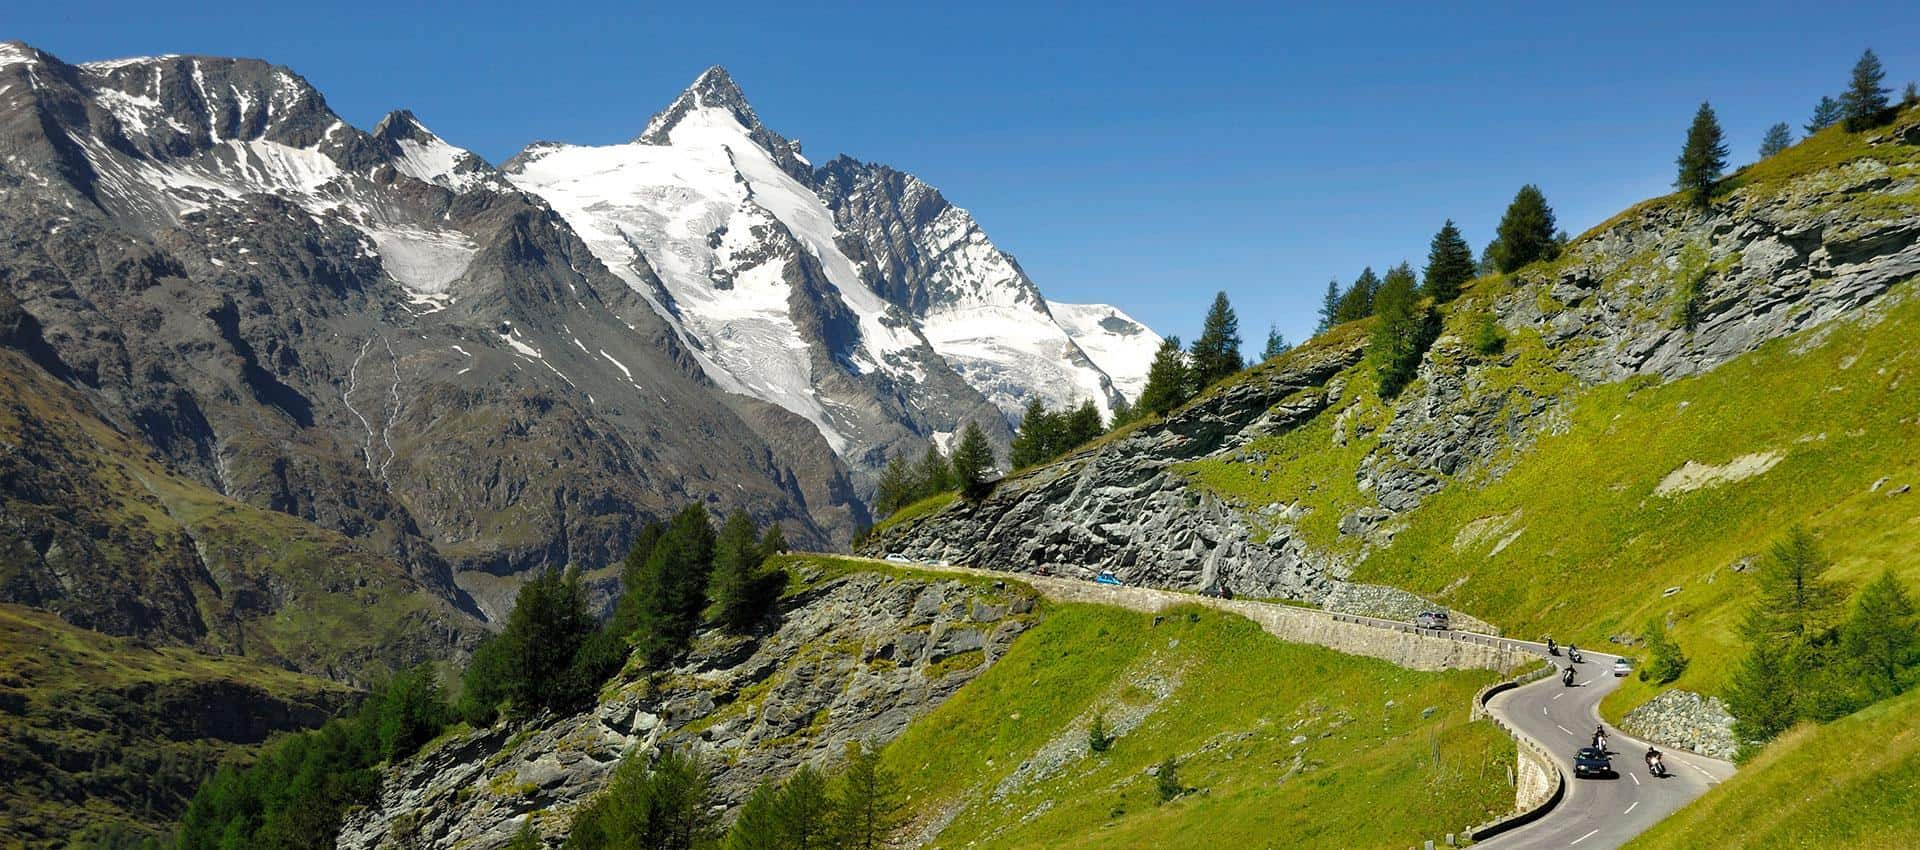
left=338, top=566, right=1038, bottom=850
left=869, top=114, right=1920, bottom=627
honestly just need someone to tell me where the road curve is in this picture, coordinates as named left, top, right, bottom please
left=1475, top=648, right=1733, bottom=850
left=834, top=556, right=1734, bottom=847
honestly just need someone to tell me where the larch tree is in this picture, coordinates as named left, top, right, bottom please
left=1421, top=219, right=1475, bottom=304
left=950, top=420, right=997, bottom=499
left=1841, top=48, right=1890, bottom=132
left=707, top=509, right=765, bottom=634
left=1675, top=102, right=1729, bottom=208
left=1805, top=95, right=1843, bottom=133
left=831, top=742, right=906, bottom=850
left=1842, top=571, right=1916, bottom=701
left=1758, top=122, right=1793, bottom=158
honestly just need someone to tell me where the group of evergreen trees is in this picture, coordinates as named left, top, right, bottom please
left=1131, top=292, right=1253, bottom=422
left=1723, top=527, right=1918, bottom=753
left=178, top=505, right=794, bottom=849
left=872, top=420, right=999, bottom=516
left=1009, top=398, right=1105, bottom=468
left=176, top=666, right=452, bottom=849
left=559, top=742, right=905, bottom=850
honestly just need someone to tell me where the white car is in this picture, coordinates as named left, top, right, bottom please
left=1612, top=658, right=1632, bottom=677
left=883, top=553, right=912, bottom=563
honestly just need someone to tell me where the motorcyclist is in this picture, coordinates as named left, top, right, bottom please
left=1592, top=726, right=1608, bottom=751
left=1546, top=637, right=1559, bottom=655
left=1645, top=746, right=1664, bottom=775
left=1568, top=644, right=1583, bottom=663
left=1562, top=666, right=1576, bottom=686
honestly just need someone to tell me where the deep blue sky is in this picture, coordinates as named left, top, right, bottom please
left=13, top=2, right=1920, bottom=348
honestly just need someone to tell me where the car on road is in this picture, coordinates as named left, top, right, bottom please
left=883, top=553, right=912, bottom=563
left=1572, top=746, right=1614, bottom=778
left=1093, top=570, right=1124, bottom=586
left=1612, top=658, right=1632, bottom=677
left=1414, top=611, right=1451, bottom=630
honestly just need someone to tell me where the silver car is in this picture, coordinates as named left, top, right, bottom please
left=1415, top=611, right=1451, bottom=630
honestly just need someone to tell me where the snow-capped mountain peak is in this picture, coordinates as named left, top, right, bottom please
left=372, top=109, right=497, bottom=192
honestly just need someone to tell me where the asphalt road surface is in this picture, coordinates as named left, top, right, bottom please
left=1475, top=648, right=1734, bottom=849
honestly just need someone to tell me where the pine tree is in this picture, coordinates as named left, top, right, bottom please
left=1746, top=526, right=1847, bottom=643
left=915, top=444, right=953, bottom=494
left=1108, top=395, right=1132, bottom=428
left=1154, top=756, right=1182, bottom=803
left=1805, top=95, right=1843, bottom=133
left=1008, top=398, right=1056, bottom=469
left=1316, top=279, right=1341, bottom=333
left=1064, top=399, right=1103, bottom=448
left=708, top=510, right=765, bottom=634
left=831, top=742, right=905, bottom=850
left=1477, top=240, right=1500, bottom=276
left=758, top=524, right=788, bottom=559
left=502, top=568, right=597, bottom=716
left=1492, top=185, right=1559, bottom=272
left=1675, top=101, right=1729, bottom=209
left=1421, top=220, right=1475, bottom=304
left=1134, top=336, right=1193, bottom=417
left=1758, top=122, right=1793, bottom=158
left=1189, top=291, right=1244, bottom=386
left=1369, top=262, right=1435, bottom=397
left=950, top=421, right=996, bottom=499
left=723, top=782, right=782, bottom=850
left=566, top=748, right=715, bottom=850
left=1334, top=267, right=1380, bottom=322
left=630, top=505, right=717, bottom=666
left=873, top=454, right=914, bottom=517
left=1904, top=81, right=1919, bottom=109
left=1261, top=324, right=1290, bottom=361
left=772, top=766, right=834, bottom=850
left=1088, top=713, right=1112, bottom=754
left=1842, top=571, right=1917, bottom=701
left=612, top=521, right=668, bottom=638
left=1841, top=48, right=1891, bottom=132
left=1725, top=641, right=1797, bottom=747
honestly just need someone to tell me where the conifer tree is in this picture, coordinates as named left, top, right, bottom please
left=831, top=742, right=905, bottom=850
left=759, top=524, right=788, bottom=559
left=1758, top=122, right=1793, bottom=158
left=1064, top=399, right=1103, bottom=448
left=1134, top=336, right=1193, bottom=417
left=1492, top=185, right=1558, bottom=272
left=873, top=454, right=914, bottom=517
left=950, top=421, right=996, bottom=499
left=1316, top=278, right=1341, bottom=332
left=505, top=821, right=542, bottom=850
left=1904, top=81, right=1919, bottom=109
left=1805, top=95, right=1843, bottom=133
left=1261, top=324, right=1290, bottom=361
left=772, top=766, right=834, bottom=850
left=1842, top=571, right=1916, bottom=701
left=1746, top=526, right=1847, bottom=643
left=612, top=521, right=668, bottom=639
left=1335, top=267, right=1381, bottom=322
left=1189, top=291, right=1244, bottom=386
left=1369, top=262, right=1436, bottom=397
left=1639, top=618, right=1689, bottom=685
left=1008, top=398, right=1057, bottom=469
left=708, top=510, right=765, bottom=633
left=1154, top=756, right=1182, bottom=803
left=724, top=783, right=782, bottom=850
left=1675, top=101, right=1729, bottom=208
left=1108, top=395, right=1132, bottom=428
left=1421, top=220, right=1475, bottom=303
left=565, top=748, right=715, bottom=850
left=1841, top=48, right=1890, bottom=132
left=630, top=505, right=717, bottom=666
left=503, top=568, right=596, bottom=716
left=915, top=444, right=953, bottom=493
left=1725, top=642, right=1796, bottom=747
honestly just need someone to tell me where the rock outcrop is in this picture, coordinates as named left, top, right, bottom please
left=338, top=568, right=1038, bottom=850
left=1621, top=689, right=1737, bottom=760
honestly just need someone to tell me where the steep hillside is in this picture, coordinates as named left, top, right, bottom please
left=870, top=105, right=1920, bottom=741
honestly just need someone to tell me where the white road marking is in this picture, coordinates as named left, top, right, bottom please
left=1681, top=759, right=1716, bottom=780
left=1630, top=772, right=1640, bottom=786
left=1553, top=693, right=1564, bottom=700
left=1543, top=706, right=1550, bottom=715
left=1556, top=724, right=1574, bottom=735
left=1571, top=828, right=1600, bottom=845
left=1578, top=680, right=1592, bottom=687
left=1625, top=801, right=1639, bottom=814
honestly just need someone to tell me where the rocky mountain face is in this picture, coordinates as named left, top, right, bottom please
left=503, top=67, right=1160, bottom=474
left=338, top=566, right=1038, bottom=849
left=868, top=117, right=1920, bottom=624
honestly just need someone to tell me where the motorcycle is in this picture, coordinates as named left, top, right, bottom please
left=1647, top=754, right=1667, bottom=777
left=1568, top=647, right=1584, bottom=664
left=1561, top=667, right=1576, bottom=687
left=1546, top=637, right=1560, bottom=656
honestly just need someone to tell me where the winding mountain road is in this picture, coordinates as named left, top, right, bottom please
left=1475, top=647, right=1733, bottom=849
left=848, top=556, right=1734, bottom=848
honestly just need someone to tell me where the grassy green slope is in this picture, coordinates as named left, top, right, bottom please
left=880, top=602, right=1513, bottom=849
left=1623, top=686, right=1920, bottom=849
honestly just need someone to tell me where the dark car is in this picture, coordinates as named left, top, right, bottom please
left=1572, top=746, right=1614, bottom=778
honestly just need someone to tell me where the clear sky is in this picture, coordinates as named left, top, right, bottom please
left=12, top=1, right=1920, bottom=350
